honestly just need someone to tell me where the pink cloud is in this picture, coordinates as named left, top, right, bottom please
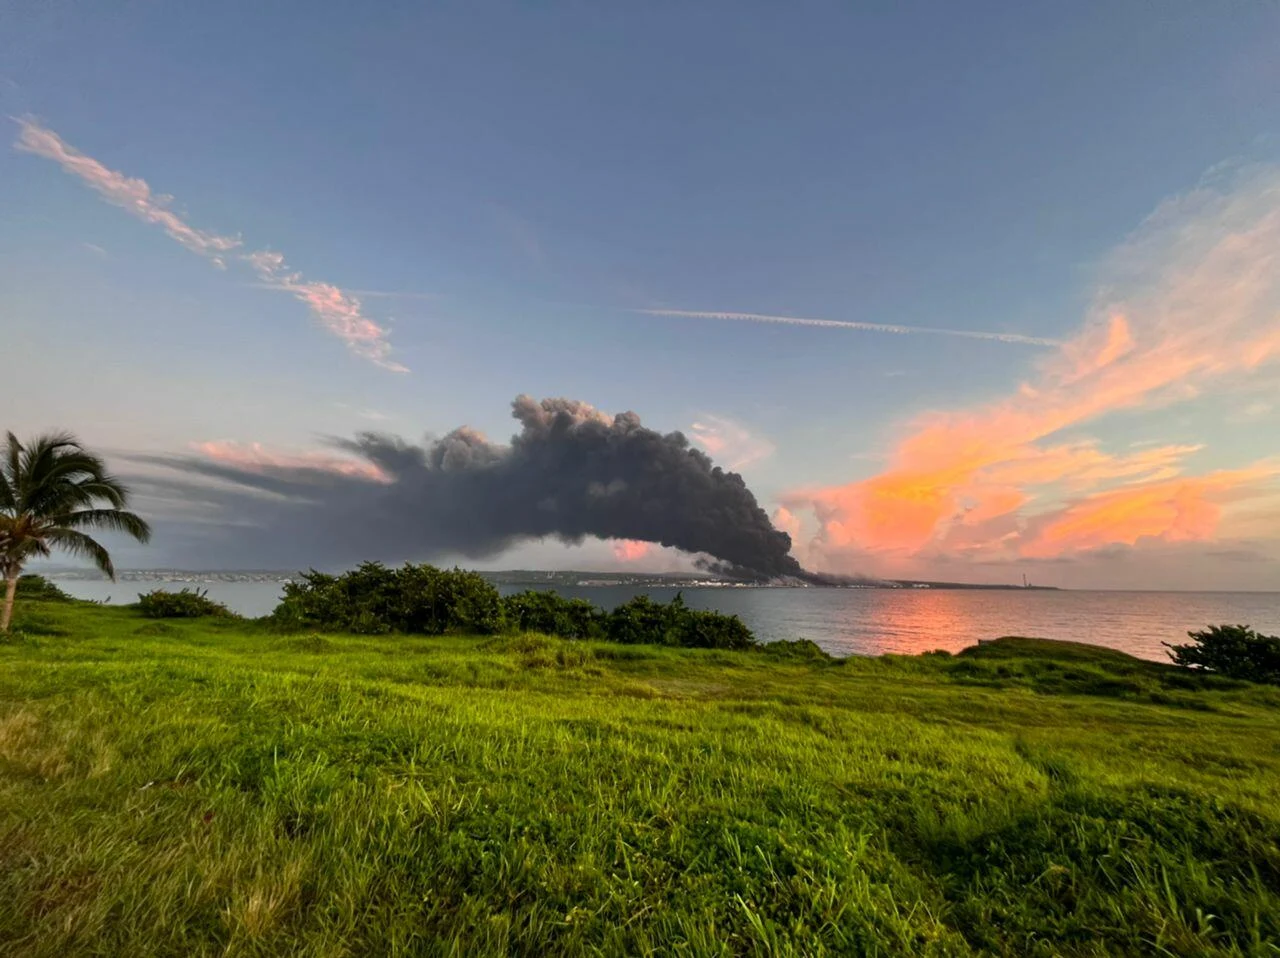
left=14, top=118, right=404, bottom=371
left=193, top=440, right=389, bottom=483
left=249, top=258, right=407, bottom=372
left=611, top=539, right=652, bottom=562
left=16, top=119, right=242, bottom=264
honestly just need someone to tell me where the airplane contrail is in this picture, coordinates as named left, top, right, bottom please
left=635, top=308, right=1062, bottom=347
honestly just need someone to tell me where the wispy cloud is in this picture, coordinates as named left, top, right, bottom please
left=1019, top=464, right=1280, bottom=559
left=636, top=308, right=1062, bottom=347
left=689, top=415, right=775, bottom=471
left=81, top=241, right=108, bottom=258
left=192, top=440, right=390, bottom=483
left=345, top=289, right=439, bottom=301
left=785, top=163, right=1280, bottom=568
left=332, top=402, right=391, bottom=422
left=13, top=117, right=405, bottom=371
left=15, top=119, right=242, bottom=263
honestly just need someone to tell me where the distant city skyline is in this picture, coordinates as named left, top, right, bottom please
left=3, top=3, right=1279, bottom=589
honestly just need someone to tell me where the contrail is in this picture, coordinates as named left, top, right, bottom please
left=635, top=308, right=1062, bottom=347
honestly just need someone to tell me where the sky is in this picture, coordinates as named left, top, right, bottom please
left=2, top=2, right=1279, bottom=589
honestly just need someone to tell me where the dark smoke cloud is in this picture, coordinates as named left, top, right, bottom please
left=139, top=396, right=805, bottom=580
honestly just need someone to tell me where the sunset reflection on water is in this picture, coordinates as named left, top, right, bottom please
left=550, top=586, right=1280, bottom=661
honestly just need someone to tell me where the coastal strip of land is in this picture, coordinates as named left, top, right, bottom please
left=1, top=598, right=1277, bottom=956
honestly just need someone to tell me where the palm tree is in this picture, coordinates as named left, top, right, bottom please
left=0, top=432, right=151, bottom=633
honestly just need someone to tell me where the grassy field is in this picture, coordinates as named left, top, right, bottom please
left=1, top=599, right=1279, bottom=956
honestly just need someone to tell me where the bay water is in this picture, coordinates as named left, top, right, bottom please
left=55, top=578, right=1280, bottom=662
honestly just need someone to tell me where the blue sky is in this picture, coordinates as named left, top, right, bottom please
left=3, top=3, right=1279, bottom=587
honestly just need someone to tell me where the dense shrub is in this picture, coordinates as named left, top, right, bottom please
left=398, top=564, right=504, bottom=635
left=502, top=590, right=605, bottom=639
left=269, top=564, right=762, bottom=650
left=272, top=562, right=503, bottom=635
left=137, top=588, right=232, bottom=619
left=1165, top=624, right=1280, bottom=684
left=605, top=593, right=756, bottom=650
left=15, top=575, right=73, bottom=602
left=676, top=606, right=756, bottom=651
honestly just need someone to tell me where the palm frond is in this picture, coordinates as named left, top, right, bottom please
left=26, top=476, right=126, bottom=516
left=1, top=432, right=149, bottom=580
left=53, top=508, right=153, bottom=543
left=33, top=451, right=110, bottom=487
left=4, top=433, right=22, bottom=496
left=66, top=476, right=130, bottom=509
left=22, top=453, right=115, bottom=514
left=0, top=467, right=14, bottom=512
left=19, top=432, right=80, bottom=488
left=41, top=528, right=115, bottom=579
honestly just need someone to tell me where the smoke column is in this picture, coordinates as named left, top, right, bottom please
left=149, top=396, right=806, bottom=579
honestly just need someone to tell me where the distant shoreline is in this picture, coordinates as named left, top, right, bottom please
left=39, top=567, right=1059, bottom=591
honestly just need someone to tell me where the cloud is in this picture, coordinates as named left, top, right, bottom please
left=610, top=539, right=652, bottom=562
left=1231, top=400, right=1276, bottom=422
left=688, top=415, right=775, bottom=470
left=15, top=119, right=243, bottom=264
left=1205, top=548, right=1273, bottom=563
left=636, top=309, right=1062, bottom=347
left=193, top=441, right=390, bottom=483
left=140, top=396, right=804, bottom=580
left=785, top=163, right=1280, bottom=568
left=253, top=268, right=408, bottom=372
left=1020, top=465, right=1280, bottom=558
left=13, top=118, right=404, bottom=371
left=81, top=242, right=108, bottom=257
left=332, top=402, right=391, bottom=422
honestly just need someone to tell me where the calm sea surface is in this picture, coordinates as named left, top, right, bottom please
left=56, top=578, right=1280, bottom=662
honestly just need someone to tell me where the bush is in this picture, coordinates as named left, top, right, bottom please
left=272, top=562, right=504, bottom=635
left=398, top=564, right=504, bottom=635
left=674, top=606, right=756, bottom=651
left=757, top=638, right=832, bottom=661
left=15, top=575, right=73, bottom=602
left=1165, top=624, right=1280, bottom=685
left=605, top=593, right=757, bottom=650
left=269, top=564, right=759, bottom=650
left=137, top=588, right=232, bottom=619
left=604, top=594, right=675, bottom=645
left=502, top=590, right=605, bottom=639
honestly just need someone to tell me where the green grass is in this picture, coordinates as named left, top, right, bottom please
left=1, top=601, right=1279, bottom=956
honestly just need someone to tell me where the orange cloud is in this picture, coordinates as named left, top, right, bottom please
left=1022, top=467, right=1280, bottom=558
left=787, top=164, right=1280, bottom=565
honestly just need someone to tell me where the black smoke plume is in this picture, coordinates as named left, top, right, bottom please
left=143, top=396, right=805, bottom=580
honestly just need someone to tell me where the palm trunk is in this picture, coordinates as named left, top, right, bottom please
left=1, top=573, right=16, bottom=634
